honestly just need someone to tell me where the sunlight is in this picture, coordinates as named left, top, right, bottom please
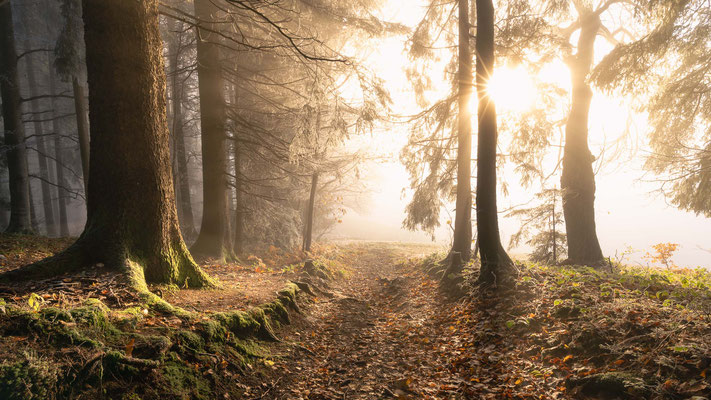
left=485, top=66, right=537, bottom=114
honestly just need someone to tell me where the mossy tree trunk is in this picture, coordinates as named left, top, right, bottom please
left=189, top=0, right=233, bottom=259
left=1, top=0, right=213, bottom=289
left=475, top=0, right=513, bottom=286
left=0, top=1, right=33, bottom=234
left=560, top=10, right=604, bottom=266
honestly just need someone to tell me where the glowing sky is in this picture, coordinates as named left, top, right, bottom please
left=330, top=0, right=711, bottom=267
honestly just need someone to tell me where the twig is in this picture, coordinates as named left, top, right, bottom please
left=251, top=376, right=282, bottom=400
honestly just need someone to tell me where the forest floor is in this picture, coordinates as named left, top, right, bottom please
left=1, top=235, right=711, bottom=399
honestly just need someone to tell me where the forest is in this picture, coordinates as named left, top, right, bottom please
left=0, top=0, right=710, bottom=398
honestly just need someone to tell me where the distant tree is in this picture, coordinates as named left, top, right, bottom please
left=163, top=14, right=197, bottom=240
left=22, top=34, right=57, bottom=237
left=0, top=1, right=33, bottom=234
left=593, top=0, right=711, bottom=217
left=1, top=0, right=213, bottom=289
left=507, top=187, right=566, bottom=264
left=54, top=0, right=90, bottom=195
left=188, top=0, right=233, bottom=260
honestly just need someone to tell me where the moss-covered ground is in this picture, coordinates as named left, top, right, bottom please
left=0, top=234, right=350, bottom=400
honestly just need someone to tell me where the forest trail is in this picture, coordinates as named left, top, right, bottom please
left=247, top=242, right=466, bottom=400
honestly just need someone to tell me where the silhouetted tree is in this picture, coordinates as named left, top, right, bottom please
left=475, top=0, right=513, bottom=285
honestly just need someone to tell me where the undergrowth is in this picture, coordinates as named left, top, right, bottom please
left=418, top=254, right=711, bottom=399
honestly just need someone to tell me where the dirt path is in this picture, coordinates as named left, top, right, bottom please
left=242, top=242, right=470, bottom=400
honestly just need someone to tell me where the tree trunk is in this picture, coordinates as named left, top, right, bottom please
left=0, top=2, right=33, bottom=234
left=28, top=183, right=39, bottom=232
left=560, top=12, right=604, bottom=266
left=450, top=0, right=473, bottom=264
left=190, top=0, right=232, bottom=259
left=166, top=19, right=197, bottom=240
left=233, top=144, right=244, bottom=255
left=72, top=77, right=90, bottom=195
left=303, top=172, right=318, bottom=253
left=24, top=45, right=58, bottom=237
left=475, top=0, right=513, bottom=286
left=49, top=67, right=70, bottom=237
left=1, top=0, right=213, bottom=289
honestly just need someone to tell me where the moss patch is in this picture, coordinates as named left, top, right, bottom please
left=0, top=353, right=59, bottom=400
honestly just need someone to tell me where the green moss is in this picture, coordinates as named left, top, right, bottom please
left=160, top=360, right=211, bottom=399
left=197, top=319, right=228, bottom=342
left=102, top=350, right=140, bottom=379
left=259, top=299, right=289, bottom=325
left=40, top=307, right=73, bottom=323
left=173, top=330, right=204, bottom=351
left=231, top=339, right=266, bottom=358
left=0, top=352, right=59, bottom=400
left=131, top=334, right=172, bottom=358
left=70, top=301, right=109, bottom=330
left=213, top=311, right=260, bottom=337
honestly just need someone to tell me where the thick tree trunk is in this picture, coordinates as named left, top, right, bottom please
left=49, top=67, right=70, bottom=237
left=0, top=2, right=33, bottom=234
left=24, top=46, right=58, bottom=237
left=72, top=77, right=90, bottom=195
left=475, top=0, right=512, bottom=286
left=303, top=172, right=318, bottom=253
left=190, top=0, right=232, bottom=259
left=450, top=0, right=473, bottom=264
left=166, top=21, right=197, bottom=240
left=1, top=0, right=213, bottom=289
left=560, top=12, right=604, bottom=266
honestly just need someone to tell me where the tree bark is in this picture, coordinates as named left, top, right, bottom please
left=475, top=0, right=513, bottom=286
left=0, top=2, right=33, bottom=234
left=72, top=77, right=90, bottom=195
left=189, top=0, right=232, bottom=259
left=303, top=172, right=318, bottom=253
left=450, top=0, right=473, bottom=264
left=23, top=44, right=58, bottom=237
left=1, top=0, right=213, bottom=289
left=560, top=12, right=605, bottom=266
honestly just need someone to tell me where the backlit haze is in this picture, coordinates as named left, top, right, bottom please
left=324, top=0, right=711, bottom=267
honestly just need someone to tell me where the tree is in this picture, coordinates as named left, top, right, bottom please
left=303, top=172, right=319, bottom=252
left=22, top=36, right=57, bottom=237
left=0, top=0, right=33, bottom=234
left=162, top=12, right=197, bottom=240
left=593, top=0, right=711, bottom=217
left=189, top=0, right=233, bottom=259
left=450, top=0, right=474, bottom=263
left=55, top=0, right=90, bottom=195
left=506, top=187, right=566, bottom=264
left=559, top=5, right=605, bottom=265
left=1, top=0, right=213, bottom=290
left=475, top=0, right=513, bottom=285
